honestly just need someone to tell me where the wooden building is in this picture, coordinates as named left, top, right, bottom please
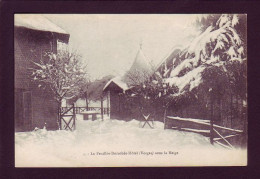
left=103, top=46, right=153, bottom=120
left=15, top=15, right=70, bottom=131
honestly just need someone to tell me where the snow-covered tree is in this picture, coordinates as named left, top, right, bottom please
left=162, top=14, right=246, bottom=97
left=31, top=50, right=89, bottom=128
left=160, top=14, right=246, bottom=132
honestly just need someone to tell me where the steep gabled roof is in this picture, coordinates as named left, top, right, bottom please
left=15, top=14, right=69, bottom=35
left=127, top=48, right=153, bottom=75
left=103, top=46, right=153, bottom=92
left=123, top=47, right=154, bottom=87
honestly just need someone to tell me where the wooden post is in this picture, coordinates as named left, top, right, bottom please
left=210, top=99, right=214, bottom=144
left=73, top=103, right=76, bottom=130
left=85, top=92, right=88, bottom=111
left=107, top=92, right=109, bottom=117
left=236, top=94, right=239, bottom=128
left=231, top=94, right=233, bottom=128
left=101, top=95, right=104, bottom=121
left=58, top=100, right=62, bottom=130
left=163, top=108, right=167, bottom=129
left=58, top=106, right=60, bottom=130
left=218, top=98, right=221, bottom=124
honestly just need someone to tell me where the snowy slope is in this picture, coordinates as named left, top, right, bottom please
left=15, top=116, right=246, bottom=167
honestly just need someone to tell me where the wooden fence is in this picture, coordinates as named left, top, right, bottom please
left=61, top=107, right=110, bottom=116
left=59, top=104, right=76, bottom=131
left=165, top=116, right=244, bottom=149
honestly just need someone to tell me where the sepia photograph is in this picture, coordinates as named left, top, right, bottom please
left=14, top=14, right=247, bottom=167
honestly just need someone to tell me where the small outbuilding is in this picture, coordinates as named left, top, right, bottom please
left=103, top=45, right=153, bottom=120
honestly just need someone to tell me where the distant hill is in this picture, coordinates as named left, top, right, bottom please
left=87, top=75, right=114, bottom=101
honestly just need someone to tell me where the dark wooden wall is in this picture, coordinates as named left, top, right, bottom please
left=14, top=27, right=67, bottom=131
left=104, top=82, right=131, bottom=120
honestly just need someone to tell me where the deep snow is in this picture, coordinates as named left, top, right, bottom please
left=15, top=115, right=247, bottom=167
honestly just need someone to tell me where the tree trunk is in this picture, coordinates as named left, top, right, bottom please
left=85, top=92, right=88, bottom=110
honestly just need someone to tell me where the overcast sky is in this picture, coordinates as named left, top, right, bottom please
left=43, top=14, right=201, bottom=79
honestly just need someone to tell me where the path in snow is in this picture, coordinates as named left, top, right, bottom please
left=15, top=115, right=247, bottom=167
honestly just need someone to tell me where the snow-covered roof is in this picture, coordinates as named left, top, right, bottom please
left=103, top=76, right=129, bottom=92
left=122, top=47, right=154, bottom=86
left=127, top=48, right=153, bottom=75
left=103, top=46, right=153, bottom=92
left=15, top=14, right=69, bottom=35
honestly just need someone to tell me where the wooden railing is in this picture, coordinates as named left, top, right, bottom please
left=60, top=107, right=110, bottom=115
left=165, top=116, right=244, bottom=149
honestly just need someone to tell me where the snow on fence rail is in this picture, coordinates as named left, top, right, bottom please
left=61, top=107, right=110, bottom=116
left=165, top=116, right=244, bottom=149
left=166, top=116, right=243, bottom=133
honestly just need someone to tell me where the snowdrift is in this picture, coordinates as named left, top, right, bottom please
left=15, top=116, right=247, bottom=167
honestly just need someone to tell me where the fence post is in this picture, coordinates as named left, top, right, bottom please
left=210, top=100, right=214, bottom=144
left=73, top=103, right=76, bottom=130
left=101, top=96, right=104, bottom=120
left=230, top=94, right=233, bottom=128
left=107, top=91, right=110, bottom=117
left=164, top=108, right=167, bottom=129
left=58, top=100, right=62, bottom=130
left=58, top=106, right=61, bottom=130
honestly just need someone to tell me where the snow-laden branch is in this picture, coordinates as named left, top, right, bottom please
left=162, top=14, right=246, bottom=97
left=30, top=50, right=89, bottom=103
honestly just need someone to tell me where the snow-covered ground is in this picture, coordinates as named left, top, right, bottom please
left=15, top=115, right=247, bottom=167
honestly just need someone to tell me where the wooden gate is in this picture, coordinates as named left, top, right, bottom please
left=59, top=104, right=76, bottom=131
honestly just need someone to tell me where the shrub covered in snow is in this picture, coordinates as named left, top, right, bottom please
left=31, top=50, right=89, bottom=102
left=31, top=49, right=89, bottom=128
